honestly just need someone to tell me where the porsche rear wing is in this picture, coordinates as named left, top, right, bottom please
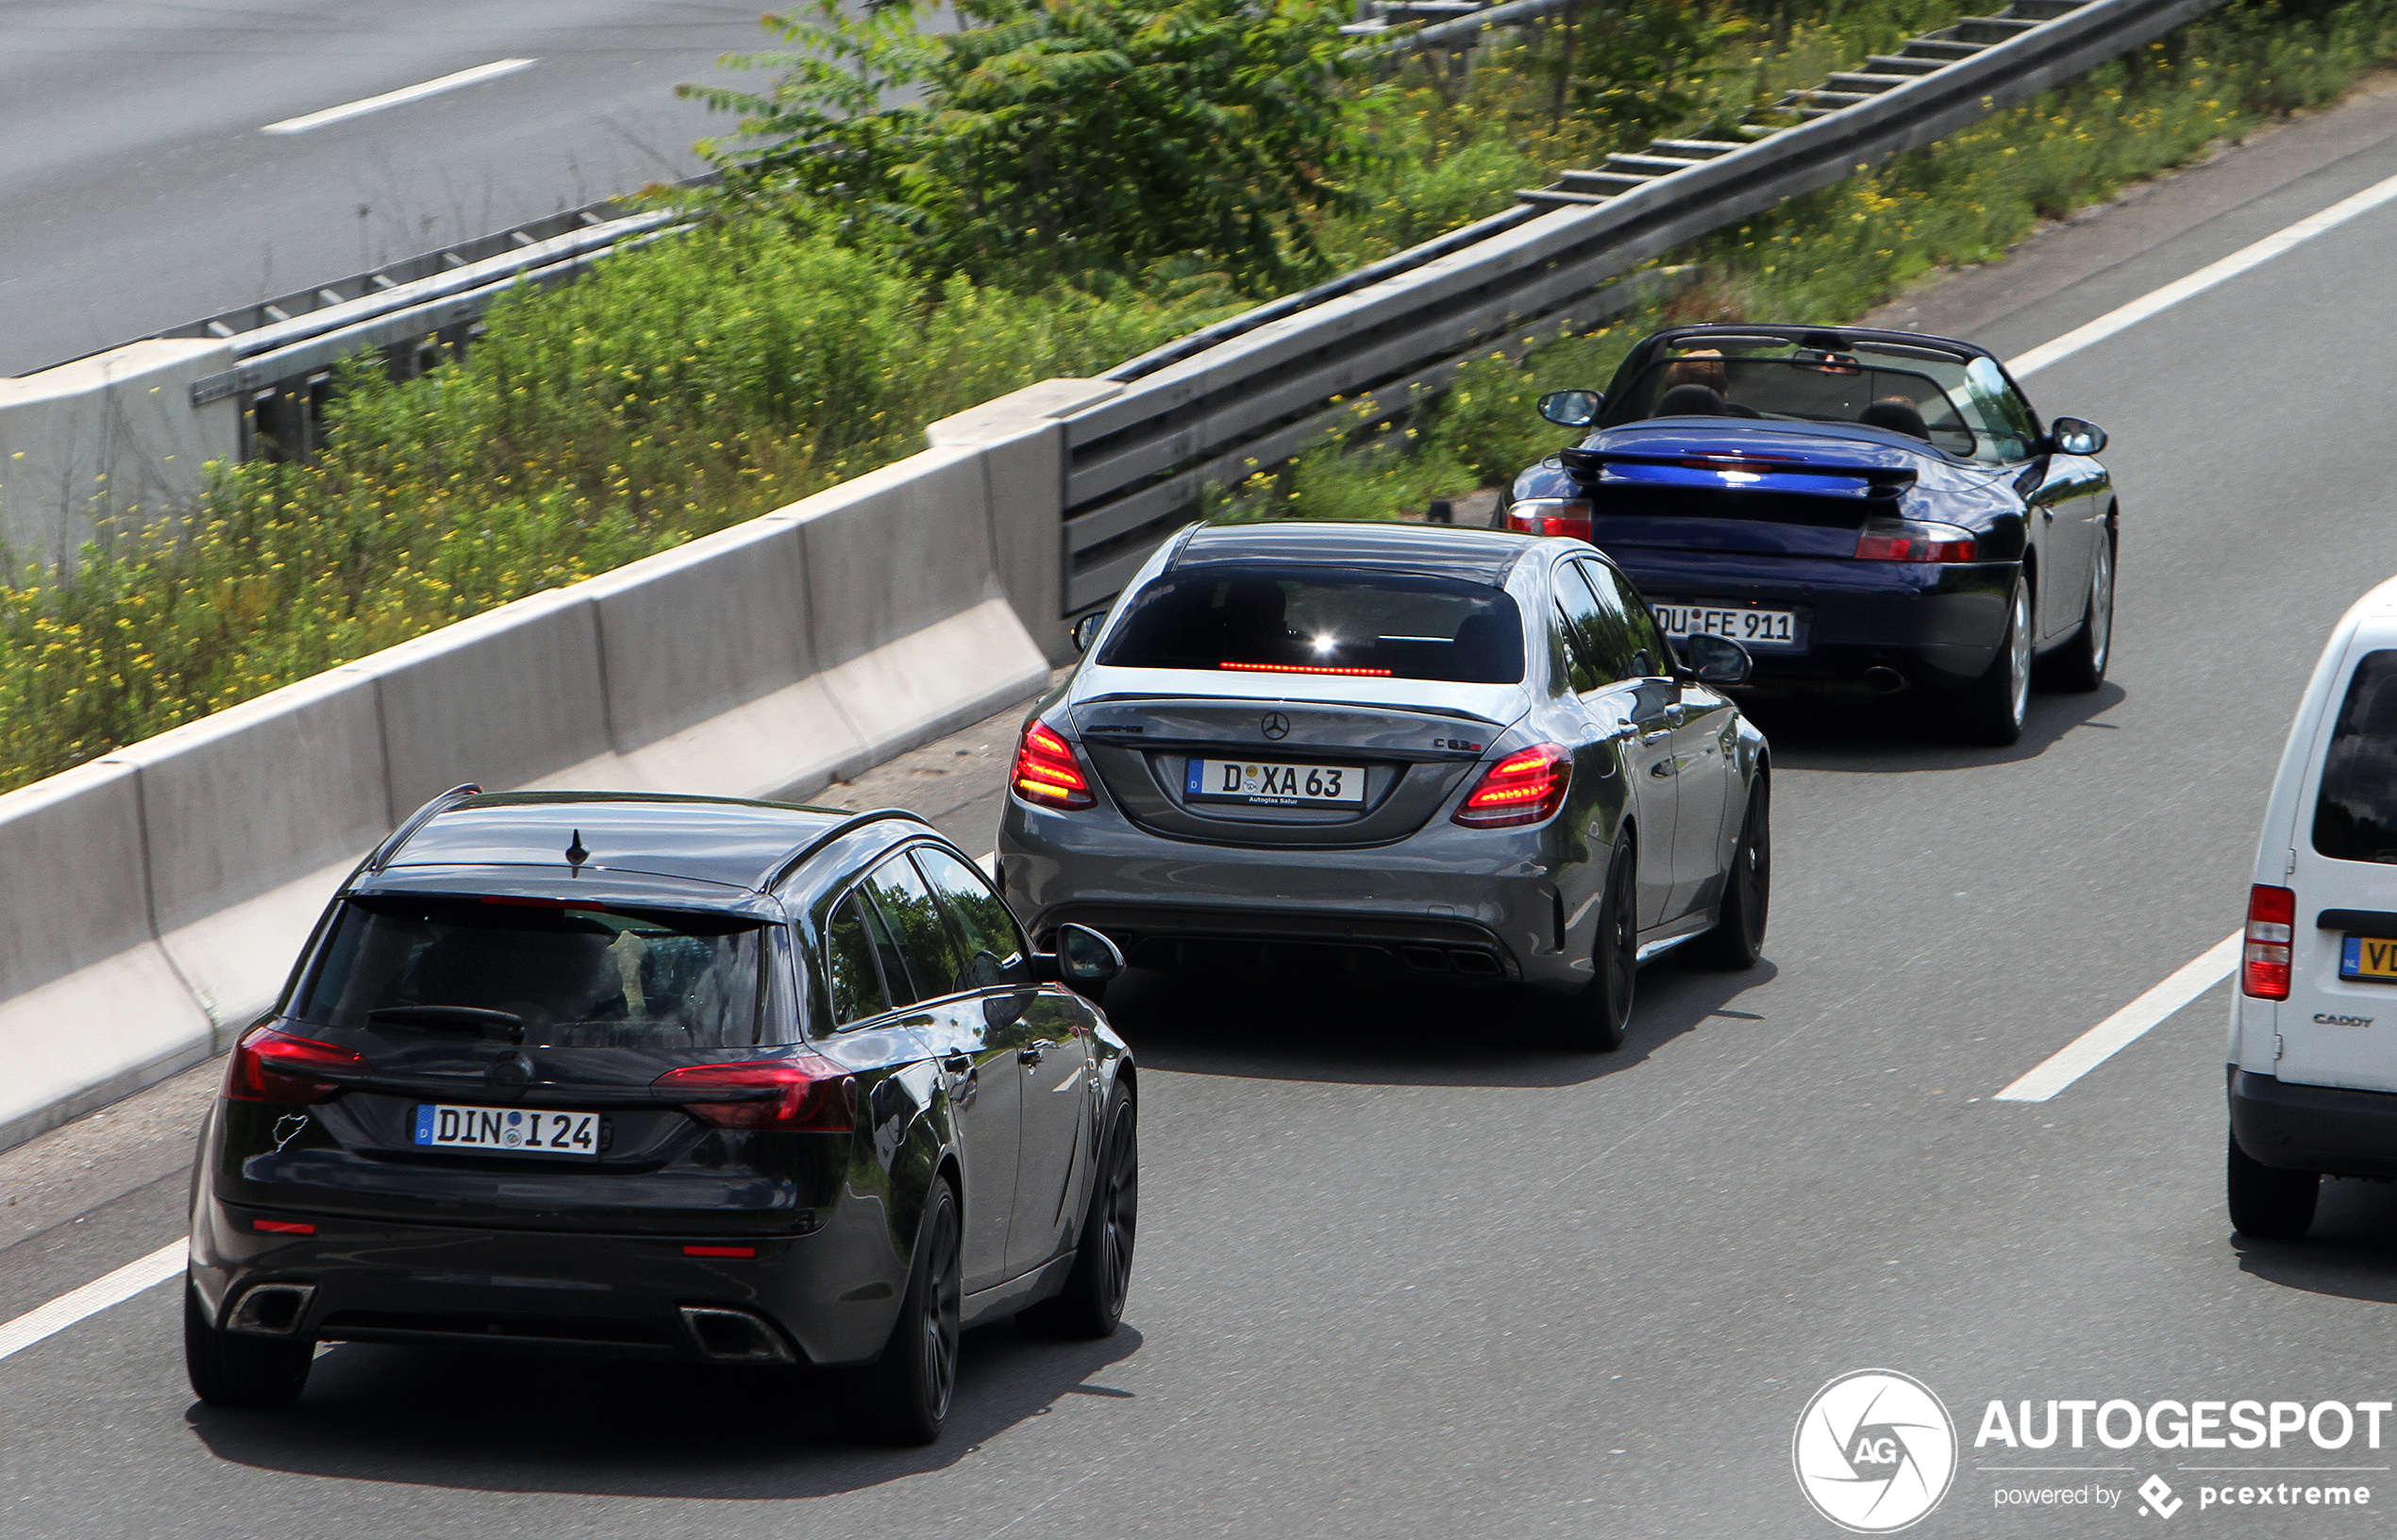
left=1559, top=447, right=1917, bottom=503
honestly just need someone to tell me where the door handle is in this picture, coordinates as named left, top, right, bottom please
left=1019, top=1039, right=1055, bottom=1065
left=940, top=1052, right=972, bottom=1074
left=1641, top=728, right=1674, bottom=745
left=1650, top=759, right=1675, bottom=778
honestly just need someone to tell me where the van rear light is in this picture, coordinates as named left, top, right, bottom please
left=1014, top=722, right=1096, bottom=809
left=1453, top=744, right=1573, bottom=828
left=1853, top=517, right=1977, bottom=562
left=2243, top=884, right=2296, bottom=999
left=1505, top=499, right=1594, bottom=543
left=226, top=1026, right=367, bottom=1104
left=653, top=1056, right=857, bottom=1132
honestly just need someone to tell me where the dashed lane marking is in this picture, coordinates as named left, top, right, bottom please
left=1993, top=933, right=2240, bottom=1102
left=0, top=1239, right=185, bottom=1364
left=262, top=59, right=537, bottom=135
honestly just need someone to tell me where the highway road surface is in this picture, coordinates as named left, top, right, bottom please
left=7, top=76, right=2397, bottom=1540
left=0, top=0, right=778, bottom=377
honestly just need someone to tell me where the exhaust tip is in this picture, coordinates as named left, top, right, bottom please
left=1398, top=946, right=1450, bottom=972
left=678, top=1305, right=796, bottom=1364
left=1862, top=665, right=1908, bottom=695
left=226, top=1282, right=317, bottom=1336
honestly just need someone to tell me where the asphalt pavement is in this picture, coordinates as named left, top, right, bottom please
left=8, top=77, right=2397, bottom=1540
left=0, top=0, right=780, bottom=377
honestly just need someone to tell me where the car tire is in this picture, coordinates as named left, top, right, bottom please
left=1543, top=834, right=1637, bottom=1052
left=183, top=1282, right=312, bottom=1409
left=1688, top=777, right=1769, bottom=971
left=1957, top=575, right=2032, bottom=747
left=1019, top=1087, right=1137, bottom=1341
left=2227, top=1128, right=2319, bottom=1241
left=2046, top=531, right=2114, bottom=693
left=867, top=1175, right=963, bottom=1446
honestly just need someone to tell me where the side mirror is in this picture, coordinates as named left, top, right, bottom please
left=1685, top=633, right=1752, bottom=687
left=1537, top=390, right=1604, bottom=428
left=2048, top=417, right=2107, bottom=456
left=1033, top=922, right=1124, bottom=996
left=1068, top=610, right=1109, bottom=655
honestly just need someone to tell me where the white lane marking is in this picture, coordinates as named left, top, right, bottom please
left=2009, top=167, right=2397, bottom=377
left=261, top=59, right=536, bottom=134
left=0, top=1239, right=186, bottom=1364
left=979, top=851, right=997, bottom=876
left=1993, top=933, right=2240, bottom=1102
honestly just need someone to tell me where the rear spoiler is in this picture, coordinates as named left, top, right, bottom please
left=1559, top=447, right=1916, bottom=500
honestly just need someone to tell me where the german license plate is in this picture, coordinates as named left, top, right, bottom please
left=1186, top=759, right=1366, bottom=807
left=1651, top=600, right=1804, bottom=652
left=2340, top=935, right=2397, bottom=983
left=414, top=1104, right=600, bottom=1158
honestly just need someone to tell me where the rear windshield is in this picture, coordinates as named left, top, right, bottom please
left=2316, top=650, right=2397, bottom=862
left=293, top=895, right=766, bottom=1047
left=1601, top=338, right=2039, bottom=463
left=1098, top=565, right=1524, bottom=683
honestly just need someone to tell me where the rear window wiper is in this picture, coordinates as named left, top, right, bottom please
left=367, top=1006, right=527, bottom=1042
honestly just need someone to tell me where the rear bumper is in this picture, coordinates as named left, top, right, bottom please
left=1608, top=550, right=2017, bottom=694
left=2229, top=1069, right=2397, bottom=1178
left=188, top=1196, right=903, bottom=1367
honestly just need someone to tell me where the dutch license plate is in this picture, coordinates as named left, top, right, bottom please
left=1652, top=601, right=1803, bottom=652
left=2340, top=935, right=2397, bottom=983
left=1186, top=758, right=1366, bottom=807
left=414, top=1104, right=600, bottom=1158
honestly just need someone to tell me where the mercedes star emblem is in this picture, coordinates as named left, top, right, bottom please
left=1262, top=712, right=1290, bottom=740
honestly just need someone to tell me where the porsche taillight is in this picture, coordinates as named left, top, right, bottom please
left=1506, top=500, right=1594, bottom=543
left=1853, top=517, right=1977, bottom=562
left=1453, top=744, right=1573, bottom=829
left=2243, top=884, right=2295, bottom=1000
left=1014, top=722, right=1096, bottom=809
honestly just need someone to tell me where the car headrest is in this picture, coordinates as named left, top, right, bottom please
left=1859, top=400, right=1932, bottom=442
left=1655, top=384, right=1726, bottom=417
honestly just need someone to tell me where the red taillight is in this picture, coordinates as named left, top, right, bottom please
left=1453, top=743, right=1573, bottom=829
left=225, top=1026, right=367, bottom=1104
left=1853, top=517, right=1977, bottom=562
left=682, top=1245, right=756, bottom=1259
left=653, top=1057, right=856, bottom=1131
left=253, top=1219, right=316, bottom=1235
left=1505, top=499, right=1594, bottom=543
left=2243, top=884, right=2296, bottom=1000
left=1014, top=722, right=1096, bottom=809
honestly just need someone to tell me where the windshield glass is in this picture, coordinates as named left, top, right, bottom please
left=1601, top=336, right=2039, bottom=463
left=293, top=895, right=766, bottom=1047
left=2316, top=650, right=2397, bottom=863
left=1098, top=565, right=1524, bottom=683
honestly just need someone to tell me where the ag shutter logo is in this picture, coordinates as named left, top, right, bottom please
left=1795, top=1369, right=1958, bottom=1532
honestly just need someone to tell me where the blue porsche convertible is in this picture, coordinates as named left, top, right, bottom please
left=1505, top=324, right=2115, bottom=745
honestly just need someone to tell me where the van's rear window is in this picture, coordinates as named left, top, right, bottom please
left=1098, top=565, right=1523, bottom=683
left=2315, top=650, right=2397, bottom=862
left=293, top=896, right=765, bottom=1047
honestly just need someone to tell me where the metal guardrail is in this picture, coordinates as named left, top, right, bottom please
left=1054, top=0, right=2220, bottom=612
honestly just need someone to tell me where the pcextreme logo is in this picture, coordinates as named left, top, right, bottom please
left=1794, top=1369, right=1959, bottom=1532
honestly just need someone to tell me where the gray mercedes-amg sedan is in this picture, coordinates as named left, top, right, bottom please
left=997, top=522, right=1772, bottom=1048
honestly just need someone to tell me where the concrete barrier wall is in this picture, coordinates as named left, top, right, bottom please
left=0, top=389, right=1098, bottom=1152
left=0, top=339, right=243, bottom=568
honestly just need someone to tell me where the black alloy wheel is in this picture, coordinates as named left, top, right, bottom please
left=1551, top=835, right=1637, bottom=1052
left=1021, top=1088, right=1138, bottom=1340
left=869, top=1176, right=964, bottom=1445
left=1958, top=576, right=2033, bottom=746
left=183, top=1282, right=312, bottom=1409
left=2226, top=1128, right=2319, bottom=1242
left=2046, top=530, right=2115, bottom=693
left=1689, top=777, right=1769, bottom=971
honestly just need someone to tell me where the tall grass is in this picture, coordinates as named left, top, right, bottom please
left=2, top=0, right=2391, bottom=793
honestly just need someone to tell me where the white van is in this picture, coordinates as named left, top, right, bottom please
left=2233, top=576, right=2397, bottom=1238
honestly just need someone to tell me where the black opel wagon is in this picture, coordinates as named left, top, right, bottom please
left=185, top=788, right=1135, bottom=1445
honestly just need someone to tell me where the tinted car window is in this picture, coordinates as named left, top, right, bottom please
left=1552, top=563, right=1618, bottom=693
left=913, top=848, right=1031, bottom=990
left=864, top=854, right=965, bottom=1002
left=296, top=895, right=763, bottom=1047
left=1098, top=564, right=1523, bottom=683
left=825, top=893, right=894, bottom=1025
left=2315, top=650, right=2397, bottom=862
left=1584, top=561, right=1667, bottom=678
